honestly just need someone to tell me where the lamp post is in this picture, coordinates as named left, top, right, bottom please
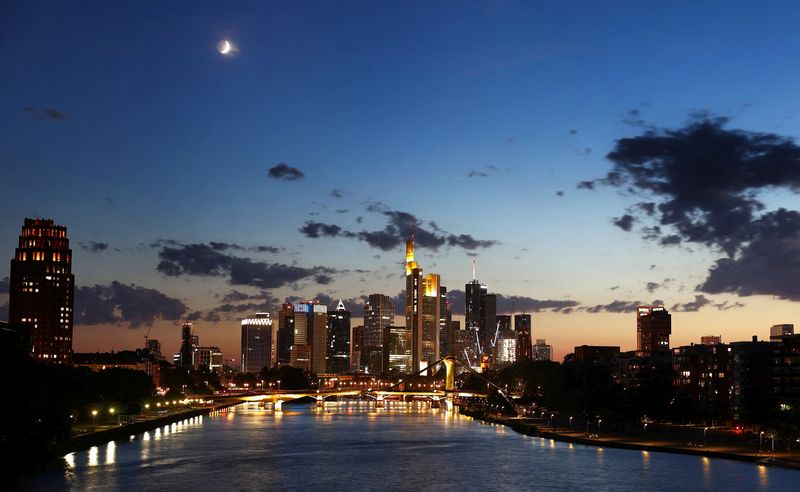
left=760, top=431, right=765, bottom=452
left=644, top=423, right=648, bottom=441
left=91, top=409, right=98, bottom=428
left=598, top=419, right=603, bottom=436
left=704, top=427, right=708, bottom=448
left=569, top=416, right=573, bottom=429
left=277, top=380, right=281, bottom=391
left=109, top=407, right=116, bottom=426
left=549, top=413, right=554, bottom=428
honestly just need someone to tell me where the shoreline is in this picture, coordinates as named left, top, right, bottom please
left=60, top=400, right=241, bottom=455
left=459, top=408, right=800, bottom=471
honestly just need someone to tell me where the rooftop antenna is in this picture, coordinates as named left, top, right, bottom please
left=472, top=259, right=477, bottom=281
left=411, top=215, right=415, bottom=243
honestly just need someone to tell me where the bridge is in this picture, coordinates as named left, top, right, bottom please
left=235, top=356, right=517, bottom=413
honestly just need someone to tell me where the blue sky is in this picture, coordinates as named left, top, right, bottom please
left=3, top=1, right=800, bottom=360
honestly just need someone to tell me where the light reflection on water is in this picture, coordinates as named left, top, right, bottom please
left=17, top=402, right=800, bottom=491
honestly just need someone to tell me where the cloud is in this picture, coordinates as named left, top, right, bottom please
left=0, top=276, right=8, bottom=294
left=80, top=241, right=109, bottom=253
left=331, top=189, right=345, bottom=198
left=467, top=171, right=489, bottom=178
left=252, top=245, right=282, bottom=253
left=24, top=107, right=66, bottom=121
left=577, top=181, right=595, bottom=190
left=646, top=282, right=659, bottom=293
left=155, top=241, right=334, bottom=289
left=299, top=208, right=499, bottom=252
left=583, top=299, right=663, bottom=313
left=613, top=214, right=634, bottom=232
left=594, top=115, right=800, bottom=300
left=74, top=281, right=187, bottom=328
left=671, top=295, right=712, bottom=312
left=267, top=163, right=304, bottom=181
left=446, top=289, right=578, bottom=315
left=569, top=129, right=578, bottom=136
left=556, top=190, right=564, bottom=197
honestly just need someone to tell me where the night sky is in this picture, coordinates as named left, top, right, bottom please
left=3, top=1, right=800, bottom=361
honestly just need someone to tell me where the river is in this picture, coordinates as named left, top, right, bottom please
left=17, top=401, right=798, bottom=491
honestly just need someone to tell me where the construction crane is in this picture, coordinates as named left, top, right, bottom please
left=143, top=324, right=153, bottom=349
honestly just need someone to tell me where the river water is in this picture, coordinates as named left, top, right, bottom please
left=18, top=401, right=798, bottom=491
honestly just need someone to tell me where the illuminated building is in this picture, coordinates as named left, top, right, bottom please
left=465, top=261, right=496, bottom=360
left=701, top=335, right=722, bottom=345
left=289, top=301, right=328, bottom=373
left=637, top=306, right=671, bottom=352
left=179, top=322, right=194, bottom=367
left=241, top=313, right=275, bottom=373
left=672, top=343, right=729, bottom=411
left=276, top=303, right=294, bottom=364
left=363, top=294, right=393, bottom=373
left=351, top=325, right=363, bottom=372
left=493, top=315, right=515, bottom=366
left=326, top=300, right=351, bottom=374
left=194, top=346, right=223, bottom=372
left=404, top=229, right=443, bottom=372
left=533, top=339, right=552, bottom=361
left=8, top=218, right=74, bottom=364
left=728, top=336, right=774, bottom=420
left=383, top=325, right=412, bottom=374
left=515, top=314, right=532, bottom=360
left=439, top=295, right=452, bottom=358
left=770, top=324, right=794, bottom=341
left=145, top=339, right=162, bottom=358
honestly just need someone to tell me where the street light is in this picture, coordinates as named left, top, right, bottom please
left=644, top=423, right=648, bottom=440
left=549, top=413, right=554, bottom=428
left=91, top=409, right=98, bottom=427
left=704, top=427, right=708, bottom=448
left=144, top=403, right=150, bottom=412
left=277, top=380, right=281, bottom=391
left=760, top=431, right=765, bottom=452
left=569, top=416, right=573, bottom=429
left=598, top=419, right=603, bottom=435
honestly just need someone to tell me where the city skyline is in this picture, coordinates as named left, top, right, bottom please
left=5, top=1, right=800, bottom=362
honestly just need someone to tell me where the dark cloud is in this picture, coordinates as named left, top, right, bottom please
left=331, top=189, right=345, bottom=198
left=80, top=241, right=109, bottom=253
left=584, top=299, right=663, bottom=313
left=613, top=214, right=634, bottom=232
left=252, top=245, right=282, bottom=254
left=671, top=295, right=712, bottom=312
left=556, top=190, right=564, bottom=197
left=577, top=180, right=595, bottom=190
left=569, top=129, right=577, bottom=136
left=646, top=282, right=659, bottom=293
left=446, top=289, right=578, bottom=315
left=0, top=276, right=9, bottom=294
left=595, top=116, right=800, bottom=300
left=267, top=163, right=304, bottom=181
left=155, top=242, right=334, bottom=289
left=24, top=107, right=66, bottom=121
left=299, top=208, right=498, bottom=252
left=335, top=209, right=349, bottom=214
left=467, top=171, right=489, bottom=178
left=74, top=281, right=187, bottom=328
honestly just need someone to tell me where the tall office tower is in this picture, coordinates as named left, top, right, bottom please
left=351, top=325, right=364, bottom=372
left=770, top=324, right=794, bottom=341
left=363, top=294, right=392, bottom=374
left=276, top=303, right=294, bottom=364
left=420, top=273, right=441, bottom=369
left=465, top=261, right=497, bottom=359
left=440, top=298, right=452, bottom=358
left=636, top=306, right=671, bottom=352
left=533, top=339, right=552, bottom=361
left=290, top=301, right=328, bottom=373
left=327, top=300, right=351, bottom=374
left=383, top=325, right=412, bottom=374
left=9, top=218, right=74, bottom=364
left=493, top=315, right=513, bottom=363
left=701, top=335, right=722, bottom=345
left=405, top=231, right=424, bottom=372
left=179, top=322, right=193, bottom=367
left=241, top=313, right=275, bottom=373
left=515, top=314, right=533, bottom=360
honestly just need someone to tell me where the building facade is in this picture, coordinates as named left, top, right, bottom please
left=327, top=300, right=351, bottom=374
left=241, top=313, right=275, bottom=373
left=9, top=218, right=74, bottom=364
left=637, top=306, right=671, bottom=352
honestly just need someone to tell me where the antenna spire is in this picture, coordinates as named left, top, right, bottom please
left=472, top=259, right=477, bottom=281
left=411, top=215, right=415, bottom=243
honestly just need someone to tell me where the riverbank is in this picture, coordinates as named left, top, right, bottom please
left=459, top=408, right=800, bottom=470
left=61, top=400, right=241, bottom=455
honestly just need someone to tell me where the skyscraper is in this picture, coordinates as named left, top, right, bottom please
left=383, top=325, right=412, bottom=373
left=241, top=313, right=275, bottom=373
left=533, top=339, right=552, bottom=361
left=276, top=303, right=294, bottom=364
left=637, top=306, right=671, bottom=352
left=515, top=314, right=533, bottom=360
left=420, top=273, right=441, bottom=368
left=289, top=301, right=328, bottom=373
left=404, top=231, right=443, bottom=372
left=9, top=218, right=74, bottom=364
left=179, top=322, right=193, bottom=367
left=363, top=294, right=394, bottom=374
left=465, top=261, right=496, bottom=360
left=351, top=325, right=364, bottom=372
left=327, top=300, right=351, bottom=374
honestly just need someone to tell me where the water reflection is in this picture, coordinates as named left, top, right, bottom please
left=105, top=441, right=116, bottom=465
left=87, top=446, right=98, bottom=467
left=64, top=453, right=75, bottom=469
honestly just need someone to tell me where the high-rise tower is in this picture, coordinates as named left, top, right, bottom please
left=404, top=227, right=443, bottom=372
left=465, top=260, right=496, bottom=360
left=9, top=218, right=74, bottom=364
left=326, top=300, right=351, bottom=374
left=241, top=313, right=275, bottom=372
left=637, top=306, right=671, bottom=352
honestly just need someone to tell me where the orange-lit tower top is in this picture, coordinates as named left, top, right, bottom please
left=405, top=216, right=418, bottom=275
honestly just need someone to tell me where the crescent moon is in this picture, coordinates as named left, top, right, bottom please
left=219, top=40, right=231, bottom=54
